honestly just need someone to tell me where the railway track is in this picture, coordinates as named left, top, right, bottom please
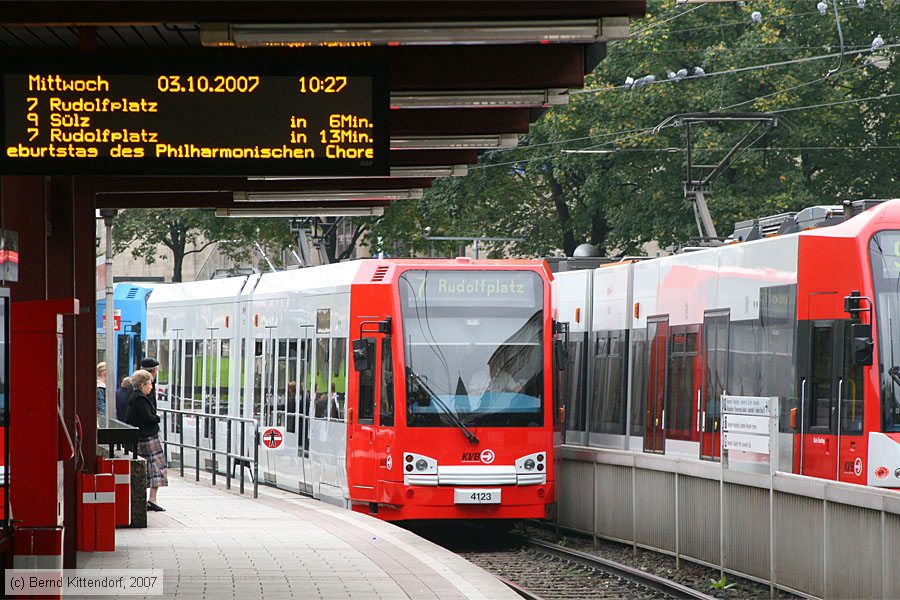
left=412, top=523, right=715, bottom=600
left=516, top=537, right=717, bottom=600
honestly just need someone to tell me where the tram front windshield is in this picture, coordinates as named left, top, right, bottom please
left=399, top=270, right=544, bottom=428
left=870, top=231, right=900, bottom=431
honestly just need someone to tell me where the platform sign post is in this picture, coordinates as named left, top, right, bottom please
left=721, top=395, right=779, bottom=475
left=721, top=395, right=779, bottom=596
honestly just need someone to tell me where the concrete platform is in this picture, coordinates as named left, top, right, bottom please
left=78, top=476, right=519, bottom=599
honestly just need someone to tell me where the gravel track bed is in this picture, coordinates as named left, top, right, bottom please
left=521, top=522, right=799, bottom=599
left=460, top=545, right=673, bottom=599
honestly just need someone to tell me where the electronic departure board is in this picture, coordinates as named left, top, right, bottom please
left=0, top=58, right=388, bottom=176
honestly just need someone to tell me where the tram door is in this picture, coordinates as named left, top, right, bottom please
left=348, top=333, right=383, bottom=503
left=700, top=311, right=729, bottom=460
left=644, top=316, right=669, bottom=453
left=797, top=319, right=865, bottom=481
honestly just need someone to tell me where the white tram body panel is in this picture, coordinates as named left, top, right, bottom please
left=590, top=263, right=633, bottom=449
left=146, top=262, right=364, bottom=506
left=559, top=234, right=801, bottom=460
left=249, top=261, right=359, bottom=503
left=554, top=270, right=592, bottom=446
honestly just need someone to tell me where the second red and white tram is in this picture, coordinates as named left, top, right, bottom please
left=556, top=199, right=900, bottom=486
left=146, top=258, right=559, bottom=520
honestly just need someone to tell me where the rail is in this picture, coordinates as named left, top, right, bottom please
left=523, top=537, right=716, bottom=600
left=157, top=406, right=259, bottom=498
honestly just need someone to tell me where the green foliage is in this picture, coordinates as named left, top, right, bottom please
left=366, top=0, right=899, bottom=257
left=112, top=209, right=294, bottom=281
left=710, top=576, right=737, bottom=590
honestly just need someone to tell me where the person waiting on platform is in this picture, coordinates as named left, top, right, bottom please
left=139, top=357, right=160, bottom=408
left=126, top=369, right=168, bottom=512
left=116, top=376, right=131, bottom=422
left=96, top=362, right=107, bottom=416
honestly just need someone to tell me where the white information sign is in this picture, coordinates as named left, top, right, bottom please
left=722, top=395, right=770, bottom=416
left=723, top=414, right=771, bottom=435
left=723, top=432, right=770, bottom=454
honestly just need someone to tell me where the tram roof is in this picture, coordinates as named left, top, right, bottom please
left=0, top=1, right=645, bottom=214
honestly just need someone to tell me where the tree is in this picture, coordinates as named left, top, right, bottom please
left=364, top=0, right=898, bottom=257
left=112, top=209, right=295, bottom=282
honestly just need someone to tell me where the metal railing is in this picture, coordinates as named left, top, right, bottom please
left=158, top=406, right=259, bottom=498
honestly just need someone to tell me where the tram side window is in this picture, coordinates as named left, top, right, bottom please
left=841, top=321, right=865, bottom=434
left=253, top=340, right=264, bottom=420
left=299, top=339, right=310, bottom=417
left=285, top=340, right=297, bottom=433
left=158, top=339, right=170, bottom=403
left=218, top=340, right=230, bottom=415
left=172, top=339, right=183, bottom=411
left=666, top=329, right=699, bottom=439
left=194, top=340, right=205, bottom=411
left=184, top=341, right=195, bottom=411
left=728, top=321, right=764, bottom=397
left=703, top=313, right=729, bottom=437
left=590, top=332, right=626, bottom=436
left=238, top=339, right=247, bottom=418
left=205, top=339, right=218, bottom=416
left=563, top=336, right=585, bottom=434
left=810, top=326, right=834, bottom=430
left=357, top=338, right=376, bottom=423
left=147, top=340, right=158, bottom=375
left=380, top=337, right=395, bottom=427
left=266, top=339, right=277, bottom=427
left=314, top=338, right=330, bottom=418
left=331, top=338, right=347, bottom=421
left=145, top=339, right=157, bottom=397
left=760, top=285, right=797, bottom=401
left=629, top=330, right=649, bottom=437
left=276, top=340, right=287, bottom=427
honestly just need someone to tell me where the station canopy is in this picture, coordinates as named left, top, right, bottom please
left=0, top=1, right=645, bottom=216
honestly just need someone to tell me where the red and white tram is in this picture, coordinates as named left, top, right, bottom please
left=146, top=258, right=559, bottom=520
left=555, top=199, right=900, bottom=486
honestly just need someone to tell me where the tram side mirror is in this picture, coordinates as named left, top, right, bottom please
left=850, top=323, right=874, bottom=366
left=352, top=338, right=374, bottom=372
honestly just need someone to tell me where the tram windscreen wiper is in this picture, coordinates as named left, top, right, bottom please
left=406, top=368, right=479, bottom=445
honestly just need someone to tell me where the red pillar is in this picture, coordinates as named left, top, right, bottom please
left=73, top=179, right=98, bottom=473
left=47, top=175, right=81, bottom=567
left=2, top=176, right=80, bottom=568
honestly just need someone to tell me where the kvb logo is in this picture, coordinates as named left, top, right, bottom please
left=480, top=449, right=495, bottom=464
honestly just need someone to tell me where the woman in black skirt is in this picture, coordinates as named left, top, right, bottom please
left=126, top=369, right=168, bottom=512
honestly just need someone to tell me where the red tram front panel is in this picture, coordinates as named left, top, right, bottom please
left=346, top=260, right=556, bottom=520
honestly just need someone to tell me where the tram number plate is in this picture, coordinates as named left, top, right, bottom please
left=454, top=489, right=501, bottom=504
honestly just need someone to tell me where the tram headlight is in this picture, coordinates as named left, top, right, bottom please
left=415, top=459, right=428, bottom=471
left=524, top=459, right=536, bottom=471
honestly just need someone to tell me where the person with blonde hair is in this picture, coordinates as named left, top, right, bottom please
left=96, top=362, right=107, bottom=416
left=125, top=368, right=167, bottom=511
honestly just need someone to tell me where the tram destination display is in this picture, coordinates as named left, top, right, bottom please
left=0, top=58, right=388, bottom=175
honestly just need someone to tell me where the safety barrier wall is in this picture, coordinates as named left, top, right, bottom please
left=559, top=446, right=900, bottom=599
